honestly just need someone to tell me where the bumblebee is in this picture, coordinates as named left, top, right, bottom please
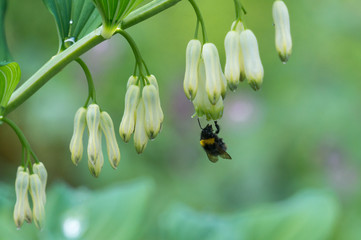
left=199, top=119, right=232, bottom=163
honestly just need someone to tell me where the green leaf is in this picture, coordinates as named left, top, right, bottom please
left=0, top=0, right=12, bottom=64
left=93, top=0, right=144, bottom=38
left=229, top=190, right=340, bottom=240
left=0, top=178, right=155, bottom=239
left=159, top=190, right=339, bottom=240
left=0, top=62, right=21, bottom=112
left=43, top=0, right=102, bottom=51
left=160, top=204, right=241, bottom=240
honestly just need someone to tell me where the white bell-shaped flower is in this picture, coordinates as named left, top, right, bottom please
left=29, top=174, right=45, bottom=230
left=32, top=162, right=47, bottom=204
left=239, top=29, right=264, bottom=90
left=133, top=100, right=148, bottom=154
left=184, top=39, right=201, bottom=100
left=13, top=168, right=30, bottom=229
left=119, top=84, right=140, bottom=142
left=69, top=107, right=87, bottom=165
left=273, top=0, right=292, bottom=62
left=100, top=111, right=120, bottom=169
left=202, top=43, right=225, bottom=104
left=192, top=59, right=224, bottom=120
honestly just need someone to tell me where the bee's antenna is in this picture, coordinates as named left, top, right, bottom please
left=214, top=121, right=220, bottom=134
left=197, top=118, right=203, bottom=129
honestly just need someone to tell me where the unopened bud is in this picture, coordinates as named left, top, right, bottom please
left=119, top=85, right=140, bottom=142
left=69, top=107, right=87, bottom=165
left=16, top=167, right=32, bottom=224
left=88, top=128, right=104, bottom=177
left=100, top=111, right=120, bottom=169
left=13, top=168, right=30, bottom=229
left=29, top=174, right=45, bottom=230
left=126, top=75, right=138, bottom=89
left=184, top=39, right=201, bottom=100
left=146, top=75, right=164, bottom=123
left=142, top=85, right=162, bottom=139
left=32, top=162, right=47, bottom=204
left=147, top=74, right=158, bottom=90
left=240, top=29, right=264, bottom=91
left=202, top=43, right=226, bottom=104
left=133, top=100, right=148, bottom=154
left=87, top=104, right=102, bottom=165
left=273, top=0, right=292, bottom=62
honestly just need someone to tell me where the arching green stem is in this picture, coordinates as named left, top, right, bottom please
left=5, top=0, right=184, bottom=116
left=193, top=19, right=200, bottom=39
left=188, top=0, right=208, bottom=43
left=0, top=117, right=39, bottom=164
left=75, top=58, right=97, bottom=106
left=233, top=0, right=246, bottom=20
left=116, top=29, right=147, bottom=78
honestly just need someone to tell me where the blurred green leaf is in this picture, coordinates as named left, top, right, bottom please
left=0, top=0, right=12, bottom=64
left=43, top=0, right=102, bottom=51
left=230, top=190, right=340, bottom=240
left=0, top=178, right=155, bottom=239
left=160, top=190, right=339, bottom=240
left=160, top=204, right=241, bottom=240
left=0, top=62, right=21, bottom=113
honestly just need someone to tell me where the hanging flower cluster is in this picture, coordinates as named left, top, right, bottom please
left=184, top=40, right=226, bottom=121
left=224, top=21, right=264, bottom=91
left=13, top=163, right=47, bottom=230
left=119, top=75, right=164, bottom=154
left=2, top=0, right=293, bottom=230
left=70, top=104, right=120, bottom=177
left=184, top=0, right=292, bottom=118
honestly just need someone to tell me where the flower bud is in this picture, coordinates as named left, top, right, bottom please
left=146, top=75, right=164, bottom=123
left=32, top=162, right=47, bottom=204
left=184, top=39, right=201, bottom=100
left=119, top=85, right=140, bottom=142
left=142, top=85, right=162, bottom=139
left=273, top=0, right=292, bottom=62
left=29, top=174, right=45, bottom=230
left=88, top=128, right=104, bottom=177
left=192, top=59, right=224, bottom=120
left=126, top=75, right=138, bottom=89
left=147, top=74, right=158, bottom=90
left=133, top=100, right=148, bottom=154
left=16, top=167, right=32, bottom=224
left=239, top=29, right=264, bottom=91
left=202, top=43, right=225, bottom=104
left=224, top=30, right=245, bottom=91
left=14, top=168, right=30, bottom=229
left=87, top=104, right=101, bottom=165
left=100, top=111, right=120, bottom=169
left=69, top=107, right=87, bottom=165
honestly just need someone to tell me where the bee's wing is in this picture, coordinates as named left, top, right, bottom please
left=216, top=145, right=232, bottom=160
left=220, top=151, right=232, bottom=159
left=207, top=153, right=219, bottom=163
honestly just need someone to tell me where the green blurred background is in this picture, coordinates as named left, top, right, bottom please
left=1, top=0, right=361, bottom=239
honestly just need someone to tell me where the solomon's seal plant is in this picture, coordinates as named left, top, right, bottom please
left=0, top=0, right=293, bottom=229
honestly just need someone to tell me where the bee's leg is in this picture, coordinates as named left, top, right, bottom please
left=197, top=118, right=203, bottom=129
left=214, top=121, right=220, bottom=134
